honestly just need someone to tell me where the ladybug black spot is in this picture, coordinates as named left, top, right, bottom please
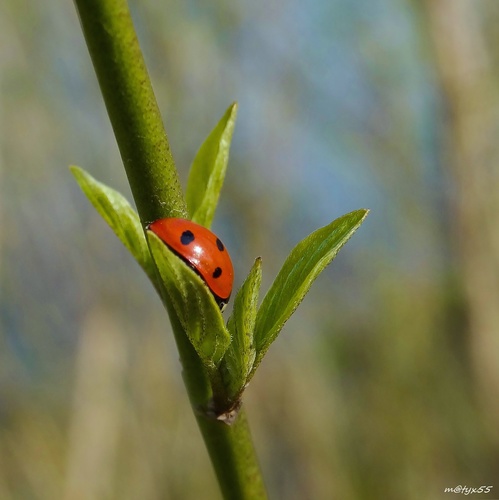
left=212, top=267, right=222, bottom=279
left=216, top=238, right=225, bottom=252
left=180, top=230, right=195, bottom=245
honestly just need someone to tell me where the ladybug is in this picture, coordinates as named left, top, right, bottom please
left=148, top=218, right=234, bottom=309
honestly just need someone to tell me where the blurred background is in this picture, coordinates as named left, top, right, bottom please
left=2, top=0, right=499, bottom=498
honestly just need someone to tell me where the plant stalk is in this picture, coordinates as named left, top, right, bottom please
left=170, top=309, right=268, bottom=499
left=73, top=0, right=186, bottom=224
left=73, top=0, right=267, bottom=497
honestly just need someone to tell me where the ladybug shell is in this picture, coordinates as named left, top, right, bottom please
left=148, top=218, right=234, bottom=305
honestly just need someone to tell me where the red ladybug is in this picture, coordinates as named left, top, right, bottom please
left=148, top=218, right=234, bottom=309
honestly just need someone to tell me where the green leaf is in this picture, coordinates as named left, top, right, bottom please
left=221, top=258, right=262, bottom=401
left=147, top=231, right=232, bottom=367
left=186, top=103, right=238, bottom=228
left=252, top=209, right=369, bottom=372
left=70, top=165, right=157, bottom=285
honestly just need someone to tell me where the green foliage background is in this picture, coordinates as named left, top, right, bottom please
left=1, top=1, right=499, bottom=499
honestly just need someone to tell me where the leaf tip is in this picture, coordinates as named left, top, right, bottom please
left=349, top=208, right=370, bottom=225
left=69, top=164, right=82, bottom=176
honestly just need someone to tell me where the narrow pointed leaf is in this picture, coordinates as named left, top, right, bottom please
left=147, top=231, right=231, bottom=367
left=221, top=258, right=262, bottom=401
left=186, top=103, right=238, bottom=228
left=252, top=209, right=369, bottom=372
left=70, top=165, right=157, bottom=284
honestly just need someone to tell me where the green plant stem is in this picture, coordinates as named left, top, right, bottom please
left=198, top=409, right=267, bottom=499
left=73, top=0, right=186, bottom=224
left=170, top=309, right=268, bottom=499
left=73, top=0, right=267, bottom=498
